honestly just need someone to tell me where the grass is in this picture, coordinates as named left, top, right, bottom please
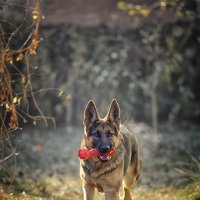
left=134, top=181, right=200, bottom=200
left=1, top=181, right=200, bottom=200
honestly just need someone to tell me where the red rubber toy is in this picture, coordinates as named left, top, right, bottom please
left=78, top=148, right=115, bottom=160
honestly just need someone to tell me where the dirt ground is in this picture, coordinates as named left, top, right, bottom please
left=0, top=123, right=200, bottom=199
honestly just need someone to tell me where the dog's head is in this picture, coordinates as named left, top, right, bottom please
left=83, top=99, right=121, bottom=162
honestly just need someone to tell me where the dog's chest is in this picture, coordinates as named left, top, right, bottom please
left=88, top=175, right=106, bottom=192
left=81, top=167, right=123, bottom=193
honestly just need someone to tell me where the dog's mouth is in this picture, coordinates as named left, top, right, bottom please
left=97, top=148, right=116, bottom=163
left=99, top=155, right=111, bottom=163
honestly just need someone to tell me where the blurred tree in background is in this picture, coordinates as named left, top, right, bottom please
left=117, top=0, right=200, bottom=131
left=0, top=0, right=55, bottom=169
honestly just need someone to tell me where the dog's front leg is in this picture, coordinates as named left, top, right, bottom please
left=105, top=191, right=119, bottom=200
left=82, top=183, right=95, bottom=200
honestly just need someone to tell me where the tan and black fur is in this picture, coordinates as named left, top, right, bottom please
left=80, top=99, right=141, bottom=200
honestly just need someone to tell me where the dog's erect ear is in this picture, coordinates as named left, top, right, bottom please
left=106, top=99, right=120, bottom=130
left=83, top=100, right=99, bottom=129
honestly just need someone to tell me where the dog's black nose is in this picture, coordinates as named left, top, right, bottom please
left=98, top=145, right=111, bottom=153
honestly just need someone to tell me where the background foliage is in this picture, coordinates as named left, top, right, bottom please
left=30, top=0, right=200, bottom=130
left=1, top=0, right=199, bottom=130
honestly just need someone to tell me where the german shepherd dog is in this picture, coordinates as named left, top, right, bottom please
left=80, top=99, right=141, bottom=200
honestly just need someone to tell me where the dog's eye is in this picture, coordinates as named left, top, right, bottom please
left=107, top=131, right=113, bottom=137
left=93, top=131, right=101, bottom=138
